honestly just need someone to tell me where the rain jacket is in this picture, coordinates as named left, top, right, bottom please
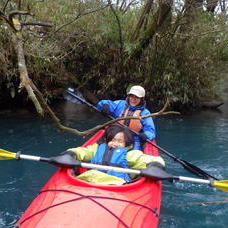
left=68, top=144, right=165, bottom=185
left=96, top=100, right=156, bottom=149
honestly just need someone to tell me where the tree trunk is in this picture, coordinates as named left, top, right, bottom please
left=206, top=0, right=219, bottom=13
left=131, top=0, right=154, bottom=41
left=130, top=0, right=172, bottom=59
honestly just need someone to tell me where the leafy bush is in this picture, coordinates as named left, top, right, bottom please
left=1, top=1, right=228, bottom=110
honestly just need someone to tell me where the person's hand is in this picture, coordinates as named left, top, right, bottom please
left=138, top=133, right=148, bottom=142
left=147, top=161, right=165, bottom=170
left=101, top=104, right=110, bottom=115
left=141, top=164, right=170, bottom=181
left=60, top=150, right=75, bottom=157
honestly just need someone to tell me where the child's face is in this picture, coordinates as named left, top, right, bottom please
left=108, top=132, right=126, bottom=148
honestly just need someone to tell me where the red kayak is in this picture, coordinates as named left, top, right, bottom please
left=17, top=130, right=162, bottom=228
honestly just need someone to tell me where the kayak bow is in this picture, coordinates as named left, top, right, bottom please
left=16, top=130, right=162, bottom=228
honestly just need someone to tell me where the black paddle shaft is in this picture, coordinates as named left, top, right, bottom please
left=65, top=89, right=218, bottom=180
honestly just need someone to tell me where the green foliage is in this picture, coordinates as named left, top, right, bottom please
left=0, top=1, right=228, bottom=109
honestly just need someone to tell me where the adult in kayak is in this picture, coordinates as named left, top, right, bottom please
left=64, top=125, right=164, bottom=185
left=96, top=85, right=156, bottom=150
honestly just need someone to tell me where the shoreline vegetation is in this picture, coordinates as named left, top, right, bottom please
left=0, top=1, right=228, bottom=113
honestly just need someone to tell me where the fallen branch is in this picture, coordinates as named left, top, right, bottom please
left=37, top=95, right=180, bottom=137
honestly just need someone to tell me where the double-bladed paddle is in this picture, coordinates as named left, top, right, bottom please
left=0, top=148, right=227, bottom=192
left=64, top=88, right=218, bottom=180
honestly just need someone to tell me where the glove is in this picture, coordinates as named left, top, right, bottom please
left=147, top=162, right=165, bottom=170
left=60, top=150, right=75, bottom=157
left=138, top=133, right=148, bottom=142
left=49, top=151, right=80, bottom=168
left=101, top=104, right=110, bottom=115
left=141, top=165, right=171, bottom=181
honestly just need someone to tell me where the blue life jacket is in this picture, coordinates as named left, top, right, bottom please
left=91, top=143, right=131, bottom=181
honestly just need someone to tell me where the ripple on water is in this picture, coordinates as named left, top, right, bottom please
left=0, top=211, right=20, bottom=228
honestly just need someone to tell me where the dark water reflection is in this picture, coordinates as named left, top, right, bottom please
left=0, top=102, right=227, bottom=227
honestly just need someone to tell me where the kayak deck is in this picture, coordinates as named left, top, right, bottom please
left=17, top=130, right=162, bottom=228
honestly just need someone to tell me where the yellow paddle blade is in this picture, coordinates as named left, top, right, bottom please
left=212, top=180, right=228, bottom=192
left=0, top=148, right=17, bottom=160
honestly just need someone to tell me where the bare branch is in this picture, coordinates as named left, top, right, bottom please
left=21, top=22, right=53, bottom=27
left=57, top=104, right=179, bottom=136
left=8, top=10, right=33, bottom=23
left=52, top=4, right=109, bottom=36
left=11, top=18, right=43, bottom=115
left=2, top=0, right=11, bottom=12
left=25, top=83, right=180, bottom=137
left=34, top=94, right=180, bottom=137
left=0, top=10, right=12, bottom=28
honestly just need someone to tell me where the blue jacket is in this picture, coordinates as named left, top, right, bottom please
left=91, top=143, right=131, bottom=181
left=97, top=100, right=156, bottom=149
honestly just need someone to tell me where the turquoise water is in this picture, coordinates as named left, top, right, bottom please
left=0, top=102, right=227, bottom=227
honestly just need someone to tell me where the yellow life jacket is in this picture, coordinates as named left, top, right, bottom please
left=119, top=108, right=142, bottom=132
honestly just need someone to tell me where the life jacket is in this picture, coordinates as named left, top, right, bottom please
left=119, top=108, right=142, bottom=132
left=91, top=144, right=131, bottom=181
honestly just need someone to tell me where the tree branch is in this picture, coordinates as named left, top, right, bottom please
left=11, top=20, right=43, bottom=115
left=21, top=21, right=53, bottom=27
left=50, top=4, right=109, bottom=36
left=53, top=101, right=179, bottom=137
left=33, top=89, right=180, bottom=137
left=8, top=10, right=33, bottom=23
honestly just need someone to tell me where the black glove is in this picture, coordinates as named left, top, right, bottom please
left=147, top=162, right=165, bottom=170
left=138, top=133, right=148, bottom=142
left=141, top=165, right=172, bottom=181
left=101, top=104, right=110, bottom=115
left=60, top=150, right=75, bottom=157
left=49, top=152, right=80, bottom=168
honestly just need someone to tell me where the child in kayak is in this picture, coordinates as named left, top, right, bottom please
left=65, top=125, right=165, bottom=185
left=96, top=85, right=155, bottom=150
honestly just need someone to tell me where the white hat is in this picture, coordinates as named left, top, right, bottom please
left=128, top=85, right=145, bottom=98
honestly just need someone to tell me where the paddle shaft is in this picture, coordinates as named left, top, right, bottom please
left=19, top=154, right=49, bottom=162
left=79, top=162, right=212, bottom=185
left=177, top=176, right=211, bottom=184
left=17, top=153, right=139, bottom=175
left=66, top=89, right=217, bottom=180
left=2, top=149, right=226, bottom=191
left=81, top=162, right=140, bottom=175
left=80, top=163, right=211, bottom=184
left=17, top=152, right=211, bottom=185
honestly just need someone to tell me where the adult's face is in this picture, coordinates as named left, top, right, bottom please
left=128, top=94, right=141, bottom=107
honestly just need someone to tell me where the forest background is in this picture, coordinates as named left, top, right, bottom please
left=0, top=0, right=228, bottom=112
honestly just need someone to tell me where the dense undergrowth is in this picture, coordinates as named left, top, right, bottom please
left=0, top=0, right=228, bottom=111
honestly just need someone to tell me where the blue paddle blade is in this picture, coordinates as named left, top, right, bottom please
left=63, top=88, right=84, bottom=104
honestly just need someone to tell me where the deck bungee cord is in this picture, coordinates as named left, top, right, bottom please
left=17, top=188, right=158, bottom=227
left=64, top=88, right=218, bottom=180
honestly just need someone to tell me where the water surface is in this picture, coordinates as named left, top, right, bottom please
left=0, top=102, right=227, bottom=227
